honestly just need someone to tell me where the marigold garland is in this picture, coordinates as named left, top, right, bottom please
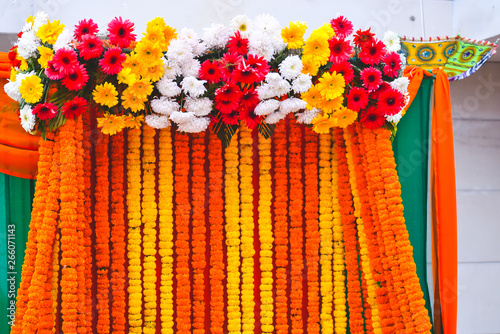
left=50, top=228, right=60, bottom=332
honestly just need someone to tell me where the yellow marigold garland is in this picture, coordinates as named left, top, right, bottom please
left=142, top=125, right=158, bottom=334
left=158, top=127, right=175, bottom=334
left=258, top=133, right=274, bottom=334
left=239, top=125, right=255, bottom=334
left=225, top=131, right=241, bottom=334
left=127, top=127, right=143, bottom=333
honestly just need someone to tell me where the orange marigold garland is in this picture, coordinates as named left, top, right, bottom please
left=158, top=127, right=175, bottom=333
left=174, top=132, right=192, bottom=334
left=50, top=227, right=60, bottom=332
left=142, top=125, right=158, bottom=334
left=127, top=127, right=143, bottom=333
left=304, top=126, right=320, bottom=334
left=225, top=131, right=241, bottom=334
left=288, top=118, right=304, bottom=334
left=208, top=130, right=225, bottom=334
left=258, top=133, right=274, bottom=334
left=191, top=132, right=207, bottom=334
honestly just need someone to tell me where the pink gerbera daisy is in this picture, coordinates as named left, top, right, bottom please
left=383, top=52, right=402, bottom=78
left=62, top=64, right=89, bottom=91
left=359, top=39, right=387, bottom=65
left=347, top=87, right=369, bottom=111
left=330, top=16, right=353, bottom=39
left=360, top=106, right=385, bottom=129
left=107, top=17, right=136, bottom=49
left=52, top=48, right=79, bottom=76
left=199, top=60, right=222, bottom=84
left=99, top=47, right=126, bottom=75
left=62, top=96, right=88, bottom=119
left=74, top=18, right=99, bottom=41
left=328, top=37, right=353, bottom=64
left=360, top=67, right=383, bottom=91
left=32, top=102, right=58, bottom=120
left=377, top=88, right=404, bottom=115
left=329, top=61, right=354, bottom=84
left=77, top=34, right=103, bottom=60
left=227, top=31, right=249, bottom=55
left=45, top=60, right=64, bottom=80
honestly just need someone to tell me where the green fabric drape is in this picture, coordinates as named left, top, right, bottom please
left=393, top=76, right=434, bottom=327
left=0, top=174, right=35, bottom=334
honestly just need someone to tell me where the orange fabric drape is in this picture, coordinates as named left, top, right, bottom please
left=0, top=51, right=40, bottom=179
left=404, top=66, right=458, bottom=334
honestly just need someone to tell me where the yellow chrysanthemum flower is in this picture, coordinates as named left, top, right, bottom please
left=122, top=88, right=145, bottom=112
left=117, top=67, right=137, bottom=85
left=97, top=114, right=126, bottom=135
left=124, top=114, right=144, bottom=129
left=281, top=21, right=307, bottom=49
left=128, top=78, right=153, bottom=101
left=303, top=31, right=330, bottom=65
left=123, top=52, right=144, bottom=76
left=135, top=40, right=162, bottom=67
left=301, top=84, right=324, bottom=110
left=333, top=106, right=358, bottom=128
left=19, top=75, right=43, bottom=104
left=317, top=71, right=345, bottom=100
left=142, top=62, right=164, bottom=82
left=37, top=46, right=54, bottom=68
left=92, top=82, right=118, bottom=107
left=36, top=19, right=64, bottom=45
left=319, top=95, right=344, bottom=113
left=311, top=113, right=337, bottom=134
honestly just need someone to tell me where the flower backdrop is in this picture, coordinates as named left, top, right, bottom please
left=4, top=11, right=433, bottom=334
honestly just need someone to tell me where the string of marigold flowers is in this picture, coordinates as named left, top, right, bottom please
left=303, top=126, right=320, bottom=334
left=318, top=133, right=333, bottom=334
left=142, top=125, right=158, bottom=334
left=239, top=125, right=255, bottom=334
left=158, top=127, right=174, bottom=333
left=191, top=132, right=207, bottom=334
left=258, top=132, right=274, bottom=334
left=225, top=131, right=241, bottom=334
left=174, top=132, right=192, bottom=334
left=127, top=127, right=143, bottom=333
left=50, top=227, right=60, bottom=332
left=111, top=131, right=127, bottom=334
left=288, top=118, right=304, bottom=333
left=208, top=130, right=225, bottom=334
left=330, top=134, right=347, bottom=334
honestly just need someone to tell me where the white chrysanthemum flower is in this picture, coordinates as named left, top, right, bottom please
left=383, top=31, right=401, bottom=52
left=292, top=73, right=313, bottom=94
left=53, top=28, right=73, bottom=51
left=203, top=23, right=231, bottom=49
left=279, top=98, right=307, bottom=114
left=265, top=72, right=281, bottom=85
left=170, top=111, right=196, bottom=124
left=178, top=28, right=200, bottom=51
left=32, top=11, right=49, bottom=32
left=162, top=58, right=182, bottom=79
left=247, top=31, right=275, bottom=61
left=4, top=79, right=22, bottom=103
left=254, top=99, right=280, bottom=116
left=399, top=53, right=407, bottom=66
left=385, top=110, right=403, bottom=124
left=156, top=77, right=182, bottom=97
left=191, top=40, right=207, bottom=57
left=184, top=97, right=213, bottom=117
left=180, top=76, right=206, bottom=97
left=177, top=116, right=210, bottom=133
left=279, top=55, right=303, bottom=80
left=20, top=105, right=36, bottom=132
left=231, top=15, right=252, bottom=38
left=251, top=14, right=281, bottom=34
left=256, top=84, right=274, bottom=100
left=17, top=30, right=39, bottom=59
left=166, top=39, right=194, bottom=63
left=270, top=78, right=291, bottom=97
left=390, top=77, right=410, bottom=94
left=180, top=58, right=201, bottom=78
left=145, top=114, right=171, bottom=129
left=150, top=97, right=180, bottom=116
left=296, top=108, right=321, bottom=124
left=22, top=21, right=33, bottom=33
left=265, top=110, right=287, bottom=124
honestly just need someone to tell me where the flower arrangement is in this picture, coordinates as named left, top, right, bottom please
left=4, top=12, right=410, bottom=145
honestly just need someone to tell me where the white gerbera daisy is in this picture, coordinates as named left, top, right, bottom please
left=254, top=99, right=280, bottom=116
left=184, top=97, right=213, bottom=117
left=279, top=55, right=303, bottom=80
left=292, top=73, right=313, bottom=94
left=231, top=15, right=251, bottom=38
left=180, top=76, right=206, bottom=97
left=177, top=116, right=210, bottom=133
left=145, top=114, right=171, bottom=129
left=156, top=77, right=182, bottom=97
left=203, top=23, right=231, bottom=49
left=279, top=98, right=307, bottom=114
left=150, top=97, right=180, bottom=116
left=20, top=105, right=36, bottom=132
left=170, top=111, right=196, bottom=124
left=383, top=31, right=401, bottom=52
left=296, top=108, right=321, bottom=124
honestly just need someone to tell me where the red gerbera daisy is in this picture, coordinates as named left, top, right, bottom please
left=220, top=52, right=241, bottom=82
left=347, top=87, right=369, bottom=111
left=74, top=18, right=99, bottom=41
left=62, top=64, right=89, bottom=91
left=227, top=31, right=248, bottom=55
left=330, top=61, right=354, bottom=84
left=32, top=102, right=58, bottom=120
left=383, top=52, right=402, bottom=78
left=239, top=88, right=259, bottom=110
left=99, top=47, right=126, bottom=75
left=77, top=34, right=103, bottom=60
left=238, top=107, right=262, bottom=129
left=330, top=16, right=353, bottom=39
left=62, top=96, right=88, bottom=119
left=377, top=88, right=404, bottom=116
left=359, top=39, right=387, bottom=65
left=328, top=37, right=353, bottom=64
left=8, top=46, right=21, bottom=68
left=360, top=67, right=383, bottom=91
left=245, top=53, right=270, bottom=82
left=370, top=82, right=391, bottom=100
left=45, top=60, right=64, bottom=80
left=52, top=48, right=79, bottom=76
left=215, top=83, right=242, bottom=113
left=234, top=64, right=259, bottom=84
left=107, top=17, right=136, bottom=49
left=221, top=111, right=239, bottom=125
left=360, top=106, right=385, bottom=129
left=199, top=59, right=222, bottom=84
left=353, top=28, right=375, bottom=47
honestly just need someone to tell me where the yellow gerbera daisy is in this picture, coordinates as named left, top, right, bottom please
left=20, top=59, right=29, bottom=71
left=37, top=46, right=54, bottom=68
left=36, top=19, right=64, bottom=45
left=311, top=113, right=337, bottom=134
left=124, top=114, right=144, bottom=129
left=19, top=75, right=43, bottom=104
left=143, top=28, right=166, bottom=49
left=92, top=82, right=118, bottom=107
left=121, top=88, right=145, bottom=112
left=123, top=52, right=144, bottom=76
left=128, top=78, right=153, bottom=101
left=303, top=31, right=330, bottom=65
left=301, top=84, right=324, bottom=110
left=316, top=23, right=336, bottom=39
left=142, top=62, right=164, bottom=82
left=135, top=40, right=162, bottom=67
left=333, top=107, right=358, bottom=128
left=317, top=71, right=345, bottom=100
left=10, top=69, right=17, bottom=82
left=162, top=25, right=177, bottom=48
left=281, top=21, right=307, bottom=49
left=301, top=55, right=320, bottom=76
left=117, top=67, right=137, bottom=85
left=319, top=96, right=344, bottom=114
left=97, top=114, right=126, bottom=135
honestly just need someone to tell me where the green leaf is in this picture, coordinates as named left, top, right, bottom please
left=258, top=121, right=275, bottom=139
left=213, top=118, right=238, bottom=147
